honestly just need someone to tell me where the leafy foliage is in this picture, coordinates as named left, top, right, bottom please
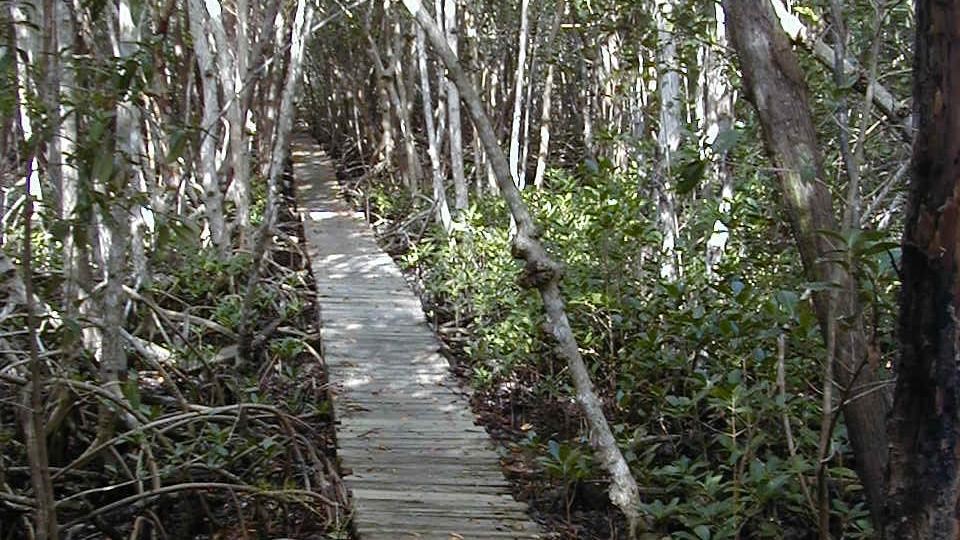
left=369, top=159, right=898, bottom=537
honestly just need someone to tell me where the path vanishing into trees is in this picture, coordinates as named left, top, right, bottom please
left=293, top=135, right=543, bottom=539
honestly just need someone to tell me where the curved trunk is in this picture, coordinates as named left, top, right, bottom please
left=402, top=0, right=647, bottom=534
left=722, top=0, right=890, bottom=527
left=885, top=0, right=960, bottom=536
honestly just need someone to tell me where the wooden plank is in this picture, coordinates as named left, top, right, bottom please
left=293, top=137, right=542, bottom=540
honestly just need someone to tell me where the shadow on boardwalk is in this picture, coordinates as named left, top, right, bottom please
left=293, top=135, right=543, bottom=539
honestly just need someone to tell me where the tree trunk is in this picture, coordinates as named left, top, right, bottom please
left=655, top=0, right=682, bottom=281
left=10, top=0, right=42, bottom=206
left=53, top=0, right=81, bottom=314
left=574, top=29, right=596, bottom=160
left=884, top=0, right=960, bottom=536
left=533, top=62, right=555, bottom=188
left=187, top=0, right=227, bottom=254
left=402, top=1, right=647, bottom=535
left=417, top=25, right=453, bottom=232
left=239, top=0, right=314, bottom=363
left=532, top=3, right=564, bottom=189
left=508, top=0, right=530, bottom=188
left=443, top=0, right=468, bottom=211
left=366, top=27, right=421, bottom=193
left=206, top=0, right=251, bottom=247
left=722, top=0, right=890, bottom=526
left=701, top=3, right=734, bottom=277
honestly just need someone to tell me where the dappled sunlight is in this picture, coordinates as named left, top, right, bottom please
left=294, top=138, right=541, bottom=537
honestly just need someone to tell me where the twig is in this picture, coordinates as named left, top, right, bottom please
left=777, top=332, right=817, bottom=517
left=123, top=285, right=236, bottom=339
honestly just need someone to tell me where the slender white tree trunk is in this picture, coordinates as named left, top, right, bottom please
left=53, top=0, right=80, bottom=314
left=207, top=0, right=251, bottom=246
left=508, top=0, right=530, bottom=188
left=388, top=25, right=423, bottom=191
left=575, top=33, right=596, bottom=160
left=444, top=0, right=468, bottom=210
left=94, top=0, right=139, bottom=428
left=464, top=6, right=485, bottom=196
left=375, top=39, right=419, bottom=191
left=10, top=0, right=41, bottom=203
left=655, top=0, right=681, bottom=280
left=702, top=4, right=735, bottom=277
left=188, top=0, right=227, bottom=253
left=417, top=25, right=453, bottom=232
left=239, top=0, right=314, bottom=361
left=533, top=63, right=555, bottom=188
left=532, top=6, right=564, bottom=188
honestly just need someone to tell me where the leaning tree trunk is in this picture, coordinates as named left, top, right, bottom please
left=722, top=0, right=890, bottom=527
left=402, top=0, right=647, bottom=535
left=238, top=0, right=314, bottom=363
left=884, top=0, right=960, bottom=537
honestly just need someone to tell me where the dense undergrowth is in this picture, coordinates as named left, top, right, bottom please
left=0, top=169, right=350, bottom=539
left=342, top=158, right=899, bottom=539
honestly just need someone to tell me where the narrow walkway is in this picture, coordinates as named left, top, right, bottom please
left=293, top=136, right=542, bottom=539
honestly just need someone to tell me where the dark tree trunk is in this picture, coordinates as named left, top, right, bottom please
left=722, top=0, right=890, bottom=526
left=885, top=1, right=960, bottom=537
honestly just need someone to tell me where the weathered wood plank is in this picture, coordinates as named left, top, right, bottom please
left=294, top=136, right=541, bottom=539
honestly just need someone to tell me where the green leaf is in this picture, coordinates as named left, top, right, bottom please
left=676, top=158, right=707, bottom=195
left=712, top=127, right=742, bottom=154
left=547, top=439, right=561, bottom=460
left=166, top=129, right=189, bottom=164
left=92, top=152, right=115, bottom=184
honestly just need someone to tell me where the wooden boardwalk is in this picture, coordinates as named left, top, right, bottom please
left=293, top=137, right=542, bottom=539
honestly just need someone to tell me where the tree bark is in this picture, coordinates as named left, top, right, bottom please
left=417, top=25, right=453, bottom=232
left=884, top=0, right=960, bottom=536
left=722, top=0, right=890, bottom=526
left=443, top=0, right=468, bottom=211
left=508, top=0, right=531, bottom=188
left=187, top=0, right=227, bottom=254
left=402, top=0, right=647, bottom=535
left=655, top=0, right=682, bottom=280
left=533, top=62, right=555, bottom=189
left=205, top=0, right=251, bottom=246
left=701, top=3, right=735, bottom=277
left=239, top=0, right=314, bottom=363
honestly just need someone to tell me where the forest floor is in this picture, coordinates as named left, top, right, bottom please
left=330, top=161, right=628, bottom=540
left=0, top=162, right=351, bottom=539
